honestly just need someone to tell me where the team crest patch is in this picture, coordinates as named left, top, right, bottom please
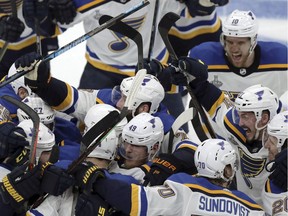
left=238, top=147, right=266, bottom=189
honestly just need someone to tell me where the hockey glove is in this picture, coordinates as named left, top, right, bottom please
left=0, top=162, right=50, bottom=208
left=5, top=148, right=30, bottom=169
left=75, top=193, right=111, bottom=216
left=71, top=161, right=105, bottom=192
left=41, top=164, right=75, bottom=196
left=268, top=149, right=287, bottom=191
left=178, top=57, right=208, bottom=83
left=143, top=153, right=183, bottom=186
left=0, top=15, right=25, bottom=42
left=48, top=0, right=77, bottom=25
left=23, top=0, right=49, bottom=28
left=15, top=52, right=51, bottom=91
left=0, top=121, right=29, bottom=159
left=185, top=0, right=215, bottom=17
left=0, top=104, right=11, bottom=121
left=142, top=58, right=164, bottom=77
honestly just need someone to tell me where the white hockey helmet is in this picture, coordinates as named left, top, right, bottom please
left=194, top=139, right=237, bottom=182
left=18, top=119, right=55, bottom=164
left=17, top=96, right=55, bottom=130
left=8, top=63, right=32, bottom=97
left=234, top=84, right=279, bottom=129
left=120, top=112, right=164, bottom=161
left=83, top=104, right=124, bottom=160
left=120, top=74, right=165, bottom=115
left=221, top=10, right=258, bottom=53
left=266, top=111, right=288, bottom=151
left=84, top=103, right=127, bottom=138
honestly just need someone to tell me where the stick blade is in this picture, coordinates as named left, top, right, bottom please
left=158, top=12, right=180, bottom=34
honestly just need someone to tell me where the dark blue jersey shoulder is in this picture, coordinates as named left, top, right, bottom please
left=54, top=116, right=82, bottom=143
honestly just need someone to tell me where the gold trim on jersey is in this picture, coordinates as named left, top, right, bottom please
left=130, top=184, right=140, bottom=216
left=86, top=53, right=136, bottom=76
left=208, top=92, right=225, bottom=116
left=224, top=116, right=246, bottom=143
left=169, top=18, right=222, bottom=40
left=52, top=83, right=73, bottom=111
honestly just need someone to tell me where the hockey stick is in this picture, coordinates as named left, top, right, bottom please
left=1, top=95, right=40, bottom=170
left=0, top=0, right=150, bottom=88
left=0, top=0, right=18, bottom=62
left=167, top=106, right=196, bottom=153
left=158, top=12, right=216, bottom=139
left=68, top=68, right=147, bottom=173
left=147, top=0, right=159, bottom=61
left=99, top=15, right=144, bottom=70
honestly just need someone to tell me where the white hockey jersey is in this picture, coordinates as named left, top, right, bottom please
left=262, top=179, right=288, bottom=216
left=189, top=41, right=288, bottom=101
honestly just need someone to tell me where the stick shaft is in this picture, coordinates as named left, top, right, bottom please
left=0, top=0, right=150, bottom=88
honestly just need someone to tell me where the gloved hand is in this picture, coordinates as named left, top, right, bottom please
left=5, top=148, right=29, bottom=169
left=268, top=149, right=287, bottom=191
left=0, top=121, right=29, bottom=159
left=15, top=52, right=50, bottom=90
left=143, top=153, right=183, bottom=186
left=0, top=105, right=11, bottom=121
left=0, top=15, right=25, bottom=42
left=183, top=0, right=229, bottom=17
left=210, top=0, right=229, bottom=6
left=71, top=162, right=105, bottom=192
left=75, top=193, right=111, bottom=216
left=48, top=0, right=77, bottom=25
left=41, top=164, right=75, bottom=196
left=142, top=58, right=164, bottom=77
left=0, top=162, right=51, bottom=208
left=23, top=0, right=49, bottom=28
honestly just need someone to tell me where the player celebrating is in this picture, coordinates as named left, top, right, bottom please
left=189, top=9, right=288, bottom=101
left=73, top=138, right=264, bottom=216
left=262, top=111, right=288, bottom=215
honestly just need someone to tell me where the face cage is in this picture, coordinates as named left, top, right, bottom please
left=118, top=140, right=150, bottom=161
left=111, top=85, right=122, bottom=105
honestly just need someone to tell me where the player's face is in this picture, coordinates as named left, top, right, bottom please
left=224, top=36, right=253, bottom=68
left=116, top=93, right=126, bottom=110
left=122, top=142, right=148, bottom=168
left=39, top=151, right=52, bottom=163
left=18, top=87, right=29, bottom=99
left=263, top=134, right=278, bottom=160
left=238, top=111, right=257, bottom=142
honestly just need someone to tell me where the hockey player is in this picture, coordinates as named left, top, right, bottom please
left=73, top=138, right=265, bottom=216
left=22, top=0, right=229, bottom=134
left=0, top=119, right=74, bottom=216
left=188, top=9, right=288, bottom=101
left=12, top=51, right=181, bottom=151
left=109, top=112, right=164, bottom=184
left=0, top=0, right=59, bottom=80
left=262, top=111, right=288, bottom=215
left=160, top=56, right=281, bottom=206
left=17, top=95, right=82, bottom=144
left=26, top=117, right=120, bottom=216
left=0, top=63, right=33, bottom=122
